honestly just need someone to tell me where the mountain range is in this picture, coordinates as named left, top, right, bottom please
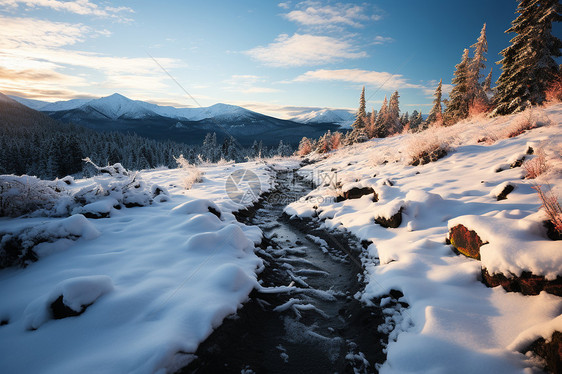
left=9, top=93, right=354, bottom=146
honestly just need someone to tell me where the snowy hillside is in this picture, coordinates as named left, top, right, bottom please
left=286, top=104, right=562, bottom=373
left=7, top=96, right=51, bottom=111
left=41, top=98, right=93, bottom=112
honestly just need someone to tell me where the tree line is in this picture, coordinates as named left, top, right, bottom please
left=0, top=97, right=293, bottom=180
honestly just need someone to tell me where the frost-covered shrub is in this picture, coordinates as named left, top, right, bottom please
left=405, top=130, right=450, bottom=166
left=74, top=159, right=155, bottom=211
left=83, top=157, right=128, bottom=176
left=0, top=214, right=100, bottom=268
left=0, top=176, right=62, bottom=217
left=524, top=148, right=548, bottom=179
left=507, top=109, right=538, bottom=137
left=174, top=154, right=203, bottom=189
left=468, top=99, right=490, bottom=118
left=545, top=74, right=562, bottom=103
left=532, top=185, right=562, bottom=237
left=74, top=171, right=152, bottom=210
left=498, top=109, right=553, bottom=139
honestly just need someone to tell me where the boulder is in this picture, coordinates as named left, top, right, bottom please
left=481, top=268, right=562, bottom=296
left=510, top=156, right=525, bottom=168
left=50, top=295, right=90, bottom=319
left=375, top=208, right=403, bottom=228
left=337, top=187, right=378, bottom=202
left=496, top=184, right=514, bottom=201
left=523, top=331, right=562, bottom=374
left=410, top=148, right=447, bottom=166
left=545, top=220, right=562, bottom=241
left=448, top=224, right=487, bottom=260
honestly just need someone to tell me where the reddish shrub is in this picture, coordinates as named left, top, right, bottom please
left=468, top=99, right=490, bottom=117
left=545, top=75, right=562, bottom=103
left=524, top=148, right=548, bottom=179
left=532, top=185, right=562, bottom=236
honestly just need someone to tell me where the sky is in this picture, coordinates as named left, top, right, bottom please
left=0, top=0, right=560, bottom=119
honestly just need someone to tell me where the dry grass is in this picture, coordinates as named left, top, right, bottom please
left=405, top=129, right=451, bottom=166
left=524, top=148, right=548, bottom=179
left=468, top=99, right=490, bottom=118
left=532, top=185, right=562, bottom=235
left=545, top=76, right=562, bottom=103
left=174, top=154, right=203, bottom=189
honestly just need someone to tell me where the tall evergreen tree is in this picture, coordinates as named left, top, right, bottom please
left=387, top=90, right=402, bottom=134
left=351, top=86, right=367, bottom=130
left=467, top=23, right=488, bottom=106
left=297, top=137, right=313, bottom=156
left=494, top=0, right=562, bottom=115
left=444, top=49, right=472, bottom=124
left=373, top=95, right=389, bottom=138
left=410, top=110, right=423, bottom=132
left=366, top=108, right=377, bottom=138
left=427, top=79, right=443, bottom=125
left=348, top=86, right=369, bottom=143
left=483, top=68, right=493, bottom=93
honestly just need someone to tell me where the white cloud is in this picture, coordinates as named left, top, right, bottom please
left=236, top=101, right=354, bottom=119
left=0, top=16, right=89, bottom=48
left=224, top=75, right=281, bottom=94
left=245, top=33, right=366, bottom=67
left=278, top=2, right=291, bottom=10
left=372, top=35, right=394, bottom=45
left=0, top=0, right=134, bottom=21
left=294, top=68, right=424, bottom=91
left=282, top=1, right=380, bottom=29
left=0, top=16, right=182, bottom=100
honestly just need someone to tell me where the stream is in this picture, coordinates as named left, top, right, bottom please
left=180, top=169, right=386, bottom=373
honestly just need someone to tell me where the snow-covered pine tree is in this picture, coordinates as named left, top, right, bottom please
left=364, top=109, right=377, bottom=138
left=483, top=68, right=493, bottom=93
left=316, top=131, right=330, bottom=154
left=493, top=0, right=562, bottom=115
left=444, top=49, right=471, bottom=124
left=409, top=110, right=421, bottom=131
left=349, top=86, right=368, bottom=143
left=400, top=112, right=410, bottom=127
left=373, top=95, right=389, bottom=137
left=297, top=137, right=313, bottom=156
left=426, top=79, right=443, bottom=125
left=370, top=109, right=377, bottom=127
left=467, top=24, right=489, bottom=107
left=352, top=86, right=367, bottom=130
left=276, top=140, right=293, bottom=157
left=387, top=91, right=402, bottom=135
left=331, top=131, right=342, bottom=150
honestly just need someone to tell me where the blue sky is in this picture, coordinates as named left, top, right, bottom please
left=0, top=0, right=560, bottom=118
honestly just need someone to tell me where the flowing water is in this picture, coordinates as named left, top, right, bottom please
left=180, top=170, right=386, bottom=373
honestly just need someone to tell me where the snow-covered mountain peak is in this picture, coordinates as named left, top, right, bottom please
left=81, top=93, right=156, bottom=120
